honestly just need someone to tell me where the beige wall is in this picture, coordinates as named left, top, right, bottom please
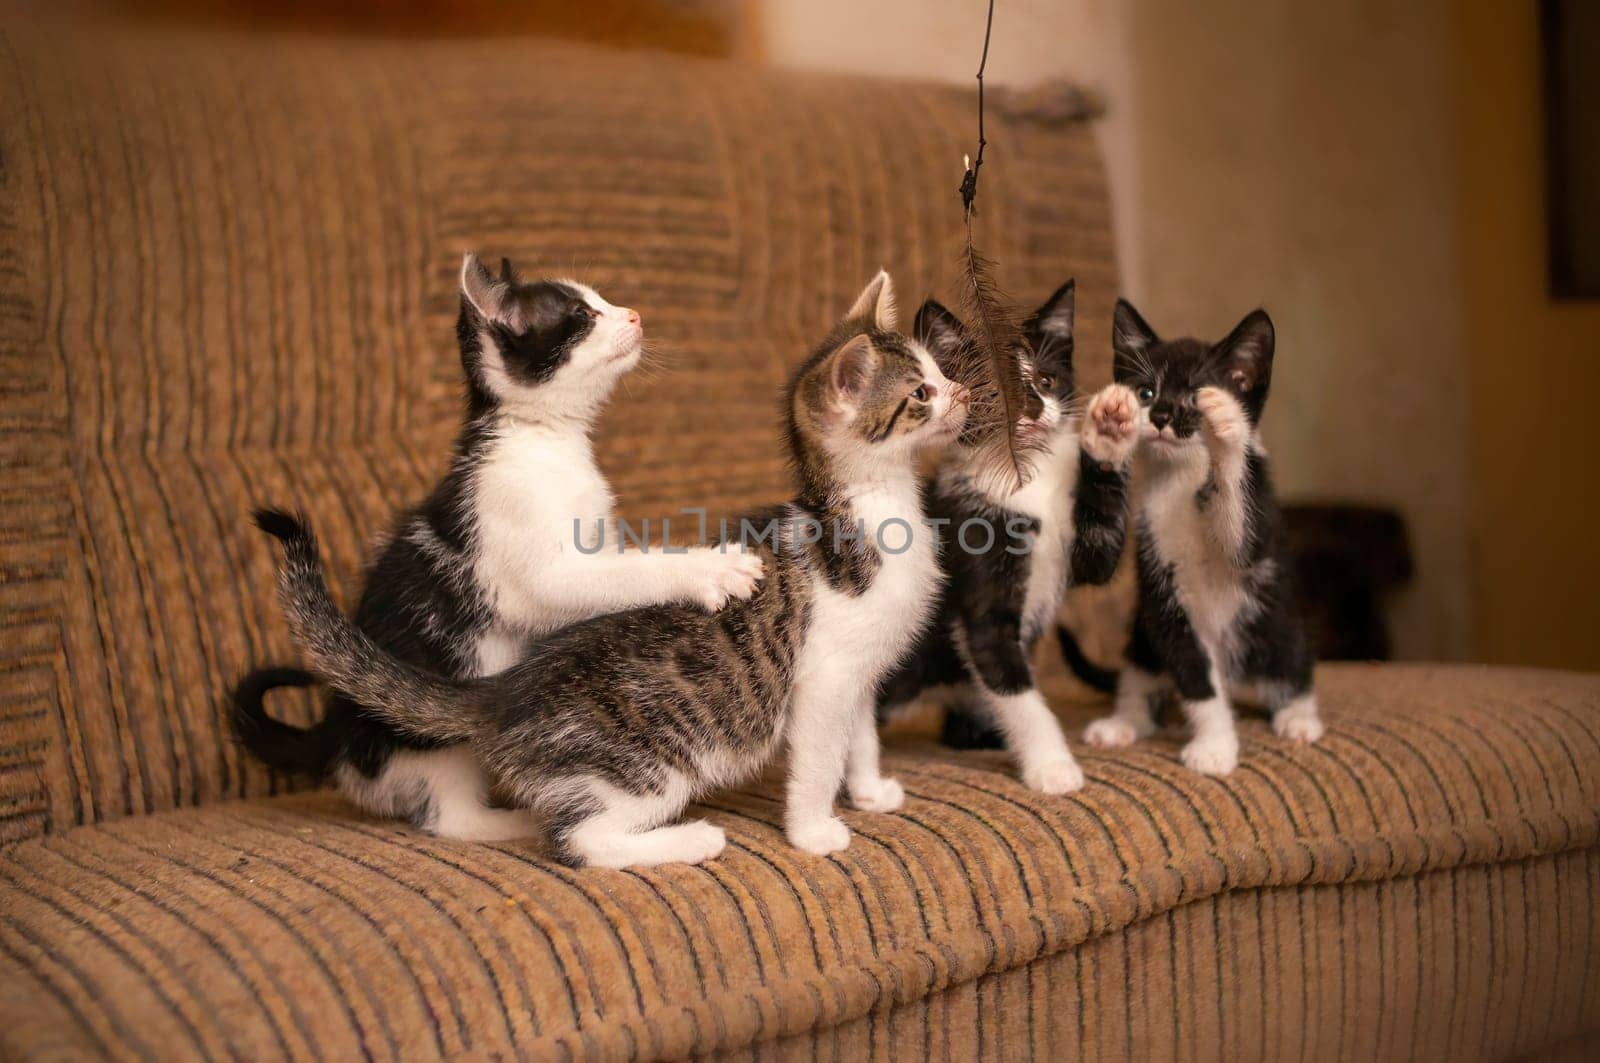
left=1459, top=0, right=1600, bottom=671
left=763, top=0, right=1111, bottom=90
left=767, top=0, right=1473, bottom=660
left=1107, top=1, right=1472, bottom=661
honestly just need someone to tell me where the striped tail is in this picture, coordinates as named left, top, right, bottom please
left=253, top=508, right=482, bottom=744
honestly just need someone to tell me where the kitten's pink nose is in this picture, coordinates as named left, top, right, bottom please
left=624, top=308, right=641, bottom=328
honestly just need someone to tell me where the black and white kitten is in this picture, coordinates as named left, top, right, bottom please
left=232, top=254, right=763, bottom=839
left=1082, top=300, right=1324, bottom=775
left=875, top=282, right=1138, bottom=792
left=254, top=272, right=970, bottom=867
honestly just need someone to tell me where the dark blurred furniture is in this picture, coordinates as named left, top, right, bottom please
left=1284, top=503, right=1413, bottom=660
left=1, top=17, right=1597, bottom=1061
left=116, top=0, right=757, bottom=54
left=1543, top=0, right=1600, bottom=297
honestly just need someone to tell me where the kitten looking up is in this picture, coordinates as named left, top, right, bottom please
left=253, top=272, right=969, bottom=867
left=232, top=254, right=762, bottom=840
left=875, top=282, right=1137, bottom=792
left=1083, top=300, right=1324, bottom=775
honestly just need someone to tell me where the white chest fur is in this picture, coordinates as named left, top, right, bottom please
left=990, top=430, right=1081, bottom=640
left=1137, top=449, right=1254, bottom=671
left=470, top=421, right=615, bottom=641
left=797, top=479, right=941, bottom=693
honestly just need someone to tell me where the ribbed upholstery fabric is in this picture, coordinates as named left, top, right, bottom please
left=2, top=16, right=1598, bottom=1061
left=746, top=851, right=1600, bottom=1062
left=2, top=664, right=1598, bottom=1059
left=0, top=19, right=1117, bottom=845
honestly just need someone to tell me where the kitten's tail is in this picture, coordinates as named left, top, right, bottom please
left=230, top=666, right=341, bottom=777
left=253, top=508, right=482, bottom=744
left=1055, top=623, right=1119, bottom=696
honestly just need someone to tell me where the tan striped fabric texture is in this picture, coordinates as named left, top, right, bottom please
left=0, top=19, right=1118, bottom=843
left=2, top=17, right=1598, bottom=1061
left=3, top=665, right=1599, bottom=1059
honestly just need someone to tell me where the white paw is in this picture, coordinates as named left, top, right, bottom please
left=677, top=821, right=728, bottom=863
left=787, top=815, right=851, bottom=855
left=1274, top=708, right=1325, bottom=745
left=1022, top=757, right=1085, bottom=795
left=692, top=548, right=765, bottom=611
left=1180, top=733, right=1239, bottom=776
left=1084, top=716, right=1143, bottom=749
left=1195, top=387, right=1248, bottom=451
left=848, top=775, right=905, bottom=813
left=1081, top=384, right=1139, bottom=465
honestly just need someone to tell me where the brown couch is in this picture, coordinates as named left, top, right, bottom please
left=3, top=19, right=1597, bottom=1061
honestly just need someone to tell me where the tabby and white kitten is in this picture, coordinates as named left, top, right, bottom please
left=255, top=272, right=969, bottom=867
left=875, top=282, right=1137, bottom=792
left=1083, top=300, right=1324, bottom=775
left=232, top=254, right=762, bottom=840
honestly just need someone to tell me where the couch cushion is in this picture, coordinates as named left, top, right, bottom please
left=3, top=664, right=1597, bottom=1059
left=0, top=20, right=1118, bottom=844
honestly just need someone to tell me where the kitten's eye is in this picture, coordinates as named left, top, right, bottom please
left=1137, top=386, right=1156, bottom=403
left=1038, top=373, right=1055, bottom=390
left=572, top=304, right=600, bottom=320
left=912, top=384, right=929, bottom=402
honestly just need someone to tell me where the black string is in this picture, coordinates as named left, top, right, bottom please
left=959, top=0, right=996, bottom=216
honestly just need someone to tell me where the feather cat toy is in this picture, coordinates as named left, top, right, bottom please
left=952, top=0, right=1043, bottom=493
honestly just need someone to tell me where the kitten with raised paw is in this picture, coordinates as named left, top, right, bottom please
left=231, top=254, right=761, bottom=841
left=1082, top=299, right=1324, bottom=776
left=255, top=272, right=970, bottom=867
left=874, top=281, right=1135, bottom=794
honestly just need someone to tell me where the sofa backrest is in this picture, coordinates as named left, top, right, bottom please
left=0, top=21, right=1117, bottom=843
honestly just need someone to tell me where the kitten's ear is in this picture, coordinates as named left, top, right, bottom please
left=1023, top=279, right=1075, bottom=356
left=498, top=257, right=522, bottom=286
left=1216, top=309, right=1274, bottom=395
left=826, top=334, right=876, bottom=408
left=1112, top=298, right=1158, bottom=360
left=461, top=252, right=518, bottom=327
left=914, top=299, right=966, bottom=368
left=845, top=270, right=898, bottom=332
